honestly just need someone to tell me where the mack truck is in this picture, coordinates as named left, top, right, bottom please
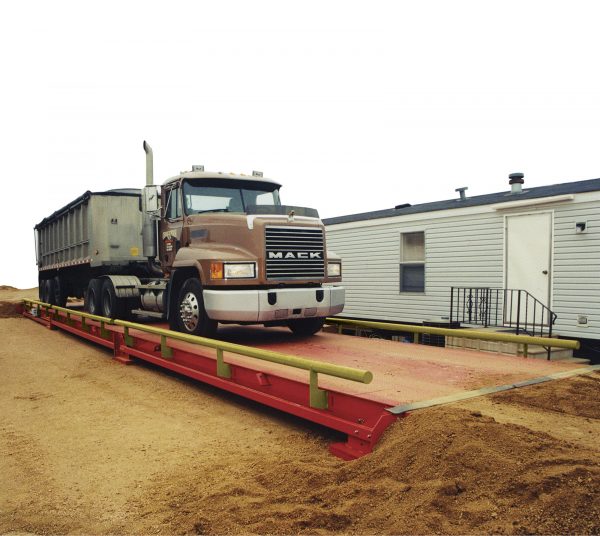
left=34, top=142, right=344, bottom=337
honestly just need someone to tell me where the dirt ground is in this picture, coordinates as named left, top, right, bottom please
left=1, top=287, right=599, bottom=535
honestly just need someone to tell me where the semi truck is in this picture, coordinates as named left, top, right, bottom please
left=34, top=142, right=344, bottom=337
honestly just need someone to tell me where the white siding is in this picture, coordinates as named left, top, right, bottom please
left=326, top=193, right=600, bottom=341
left=552, top=200, right=600, bottom=339
left=327, top=211, right=504, bottom=323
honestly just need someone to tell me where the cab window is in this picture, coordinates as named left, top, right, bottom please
left=165, top=187, right=182, bottom=220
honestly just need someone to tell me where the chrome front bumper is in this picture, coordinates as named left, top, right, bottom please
left=202, top=286, right=345, bottom=322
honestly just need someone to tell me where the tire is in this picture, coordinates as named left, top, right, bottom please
left=100, top=278, right=125, bottom=319
left=53, top=275, right=68, bottom=307
left=287, top=317, right=326, bottom=336
left=174, top=278, right=217, bottom=337
left=46, top=278, right=57, bottom=306
left=85, top=279, right=103, bottom=315
left=39, top=279, right=48, bottom=302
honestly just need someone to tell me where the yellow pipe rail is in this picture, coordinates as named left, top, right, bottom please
left=326, top=317, right=580, bottom=350
left=114, top=318, right=373, bottom=383
left=22, top=299, right=373, bottom=409
left=24, top=299, right=115, bottom=336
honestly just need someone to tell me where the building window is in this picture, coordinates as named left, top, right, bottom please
left=400, top=231, right=425, bottom=292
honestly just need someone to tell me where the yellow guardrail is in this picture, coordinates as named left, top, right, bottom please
left=325, top=317, right=581, bottom=352
left=22, top=299, right=372, bottom=409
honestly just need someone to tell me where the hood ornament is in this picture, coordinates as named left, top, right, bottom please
left=287, top=209, right=295, bottom=223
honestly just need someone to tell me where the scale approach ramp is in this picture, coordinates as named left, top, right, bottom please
left=20, top=300, right=590, bottom=460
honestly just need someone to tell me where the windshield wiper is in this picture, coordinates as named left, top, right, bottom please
left=191, top=208, right=230, bottom=214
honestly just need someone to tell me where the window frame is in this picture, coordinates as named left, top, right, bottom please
left=181, top=179, right=282, bottom=215
left=399, top=230, right=426, bottom=294
left=164, top=186, right=183, bottom=221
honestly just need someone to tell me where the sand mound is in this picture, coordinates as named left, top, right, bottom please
left=0, top=286, right=38, bottom=317
left=0, top=301, right=21, bottom=318
left=150, top=398, right=599, bottom=535
left=0, top=286, right=38, bottom=303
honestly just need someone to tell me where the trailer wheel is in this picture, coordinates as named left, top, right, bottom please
left=175, top=278, right=217, bottom=338
left=85, top=279, right=103, bottom=315
left=101, top=279, right=125, bottom=319
left=53, top=275, right=68, bottom=307
left=287, top=317, right=326, bottom=336
left=39, top=279, right=49, bottom=303
left=45, top=278, right=57, bottom=306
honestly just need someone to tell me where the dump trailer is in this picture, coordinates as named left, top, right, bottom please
left=35, top=142, right=345, bottom=337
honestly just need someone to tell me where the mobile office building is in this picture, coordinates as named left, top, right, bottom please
left=323, top=175, right=600, bottom=356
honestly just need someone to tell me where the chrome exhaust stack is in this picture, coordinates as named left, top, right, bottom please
left=143, top=140, right=154, bottom=186
left=142, top=140, right=159, bottom=263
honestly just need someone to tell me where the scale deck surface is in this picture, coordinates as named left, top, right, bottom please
left=206, top=325, right=585, bottom=406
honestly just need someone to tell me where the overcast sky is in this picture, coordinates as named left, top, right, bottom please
left=2, top=1, right=599, bottom=289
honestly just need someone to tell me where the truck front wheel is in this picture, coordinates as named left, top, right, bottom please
left=287, top=317, right=326, bottom=336
left=174, top=279, right=217, bottom=338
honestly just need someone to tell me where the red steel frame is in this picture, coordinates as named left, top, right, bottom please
left=20, top=304, right=397, bottom=460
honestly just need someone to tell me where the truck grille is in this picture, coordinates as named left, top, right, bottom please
left=265, top=227, right=325, bottom=279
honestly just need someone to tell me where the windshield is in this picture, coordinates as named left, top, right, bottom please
left=182, top=179, right=281, bottom=215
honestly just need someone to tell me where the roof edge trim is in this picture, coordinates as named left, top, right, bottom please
left=493, top=194, right=574, bottom=211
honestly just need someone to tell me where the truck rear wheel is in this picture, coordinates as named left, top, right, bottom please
left=101, top=279, right=125, bottom=319
left=53, top=275, right=68, bottom=307
left=39, top=279, right=49, bottom=303
left=85, top=279, right=103, bottom=315
left=287, top=317, right=326, bottom=336
left=45, top=278, right=57, bottom=305
left=175, top=278, right=217, bottom=338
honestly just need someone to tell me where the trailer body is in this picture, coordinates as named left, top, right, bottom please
left=35, top=190, right=150, bottom=300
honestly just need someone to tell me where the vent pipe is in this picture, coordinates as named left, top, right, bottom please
left=455, top=186, right=468, bottom=200
left=509, top=172, right=524, bottom=194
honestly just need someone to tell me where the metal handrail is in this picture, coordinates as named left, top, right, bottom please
left=326, top=317, right=580, bottom=351
left=113, top=318, right=372, bottom=383
left=22, top=300, right=373, bottom=409
left=450, top=287, right=557, bottom=339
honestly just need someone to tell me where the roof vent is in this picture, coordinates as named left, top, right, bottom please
left=509, top=172, right=524, bottom=194
left=455, top=186, right=468, bottom=200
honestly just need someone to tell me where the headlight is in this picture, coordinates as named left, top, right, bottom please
left=224, top=262, right=256, bottom=279
left=211, top=262, right=256, bottom=279
left=327, top=262, right=341, bottom=277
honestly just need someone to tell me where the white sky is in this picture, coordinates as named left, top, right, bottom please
left=2, top=0, right=600, bottom=289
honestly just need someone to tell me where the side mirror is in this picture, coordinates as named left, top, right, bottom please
left=144, top=186, right=159, bottom=213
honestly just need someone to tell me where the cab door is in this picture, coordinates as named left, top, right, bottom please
left=160, top=184, right=184, bottom=271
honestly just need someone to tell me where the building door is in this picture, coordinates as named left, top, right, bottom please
left=505, top=212, right=552, bottom=325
